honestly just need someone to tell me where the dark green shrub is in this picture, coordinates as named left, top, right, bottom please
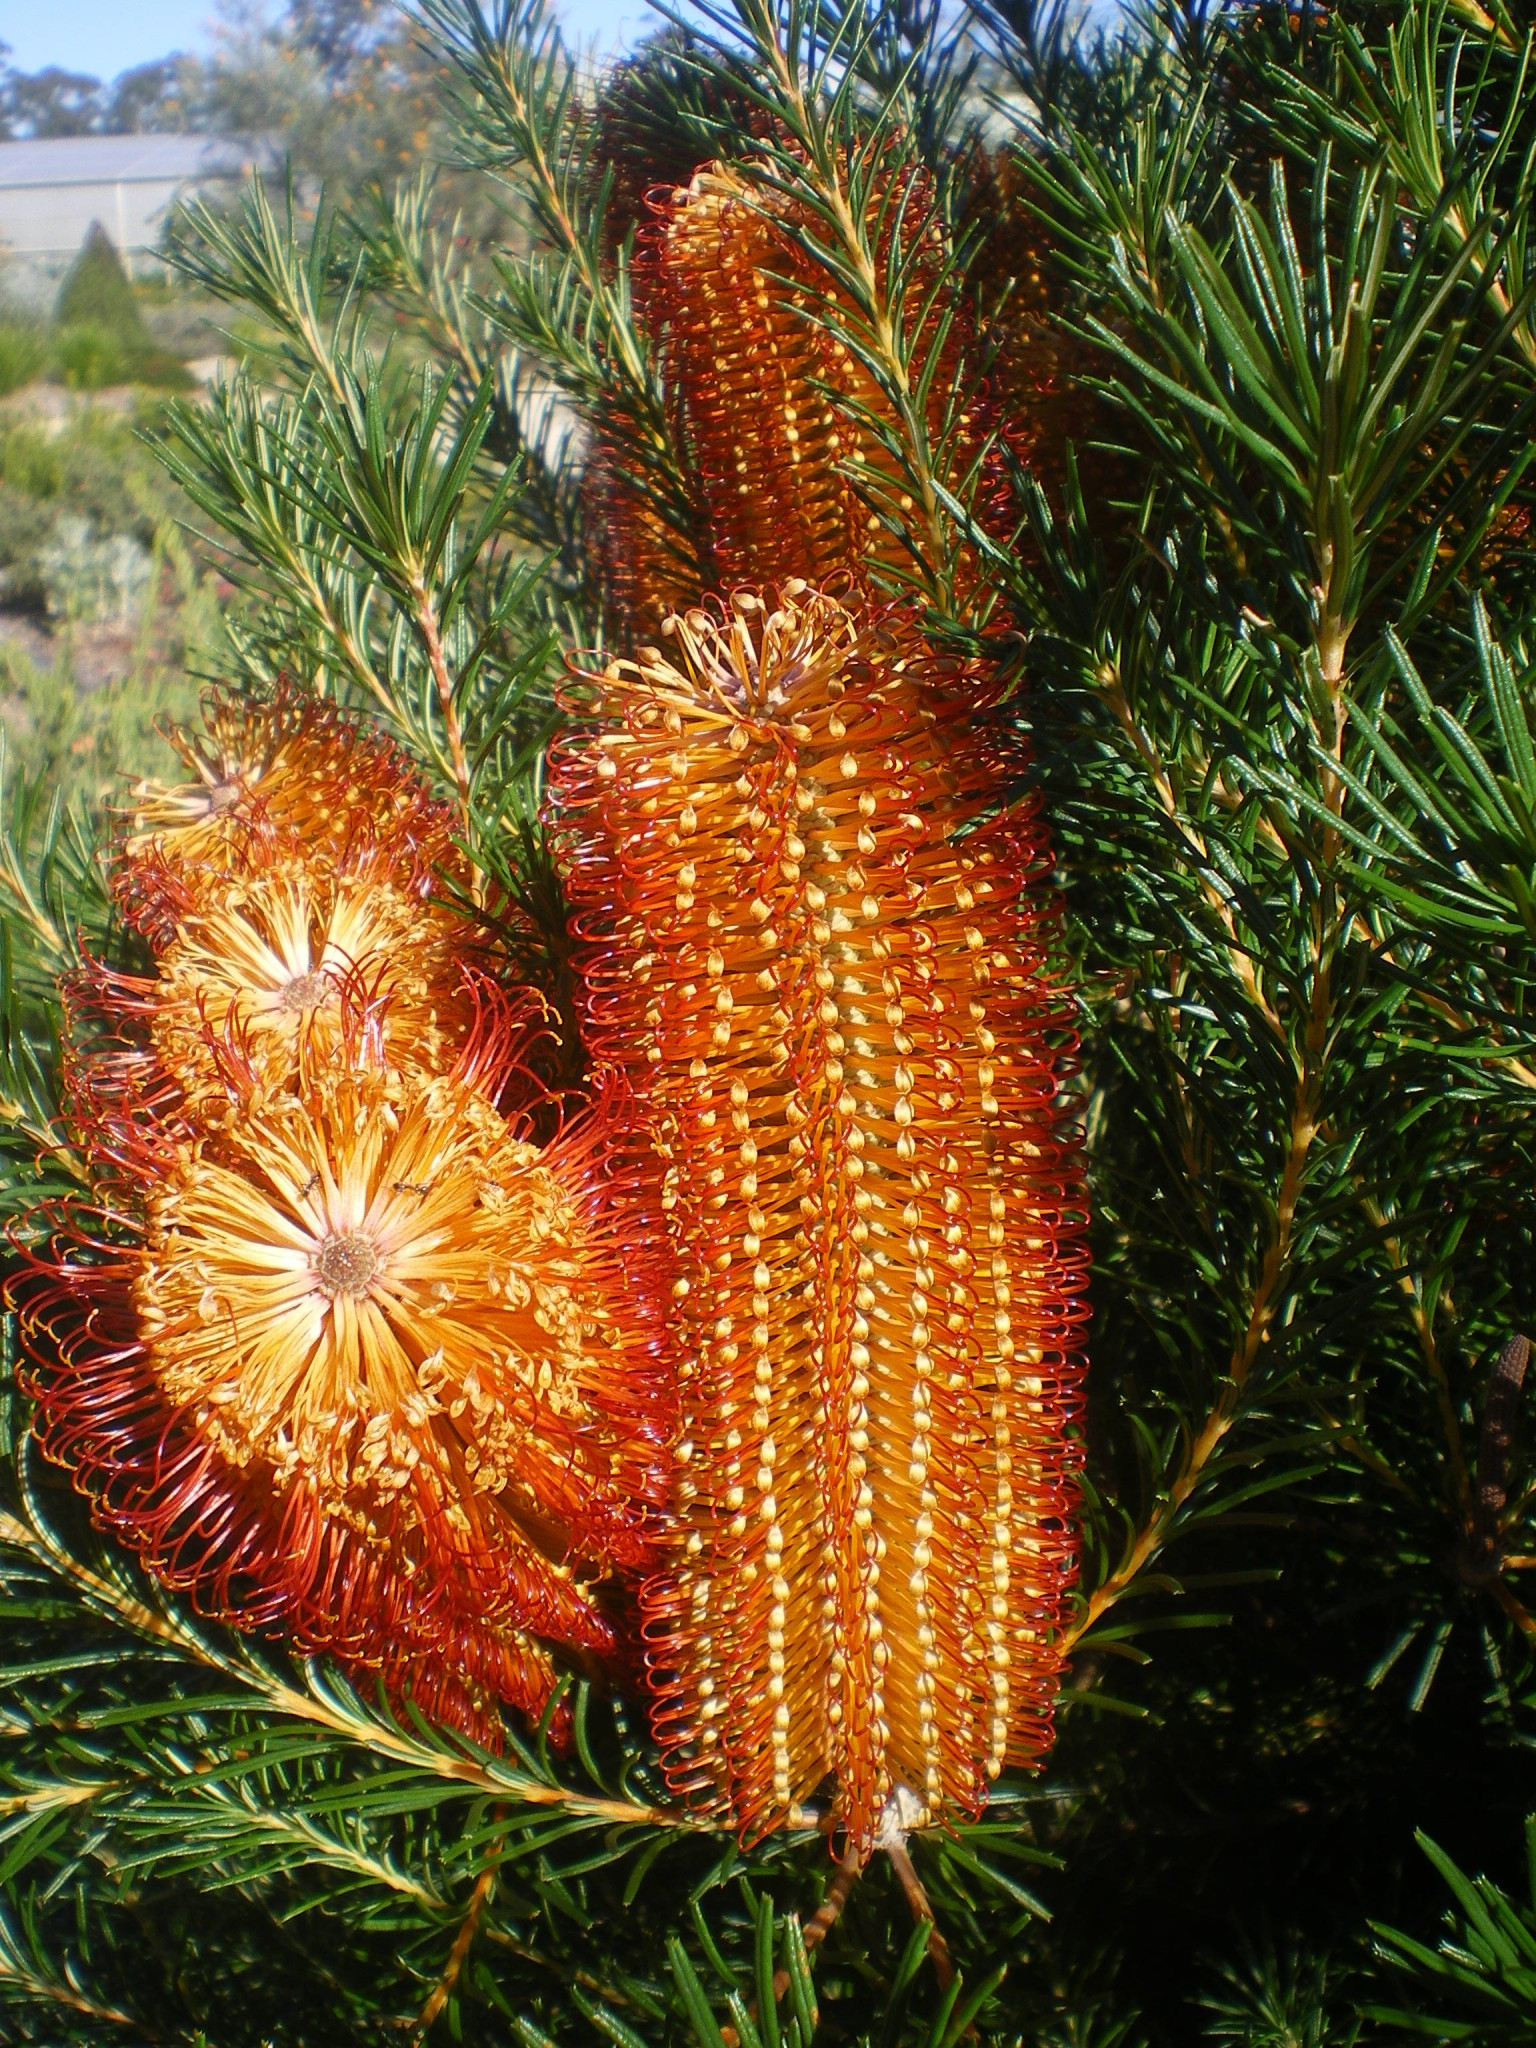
left=0, top=483, right=53, bottom=610
left=48, top=230, right=194, bottom=390
left=52, top=224, right=151, bottom=353
left=51, top=322, right=133, bottom=392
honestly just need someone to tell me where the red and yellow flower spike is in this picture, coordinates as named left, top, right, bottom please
left=588, top=158, right=1018, bottom=639
left=552, top=584, right=1088, bottom=1849
left=654, top=167, right=858, bottom=594
left=10, top=687, right=676, bottom=1746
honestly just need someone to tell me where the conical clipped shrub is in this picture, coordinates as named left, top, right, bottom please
left=51, top=222, right=191, bottom=390
left=54, top=224, right=152, bottom=354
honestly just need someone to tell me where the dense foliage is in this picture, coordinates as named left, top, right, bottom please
left=3, top=1, right=1536, bottom=2041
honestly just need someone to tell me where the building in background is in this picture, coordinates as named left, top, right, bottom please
left=0, top=133, right=262, bottom=298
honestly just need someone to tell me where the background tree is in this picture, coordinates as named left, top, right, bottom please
left=0, top=65, right=106, bottom=139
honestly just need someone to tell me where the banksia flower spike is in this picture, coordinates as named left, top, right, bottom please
left=659, top=163, right=1016, bottom=605
left=652, top=167, right=860, bottom=593
left=11, top=691, right=673, bottom=1745
left=552, top=585, right=1088, bottom=1849
left=596, top=159, right=1010, bottom=632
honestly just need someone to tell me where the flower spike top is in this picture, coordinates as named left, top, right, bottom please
left=595, top=161, right=1014, bottom=635
left=553, top=584, right=1089, bottom=1849
left=119, top=686, right=460, bottom=943
left=133, top=846, right=477, bottom=1116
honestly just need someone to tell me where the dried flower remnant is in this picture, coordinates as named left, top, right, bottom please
left=553, top=585, right=1088, bottom=1849
left=958, top=149, right=1111, bottom=526
left=582, top=435, right=704, bottom=647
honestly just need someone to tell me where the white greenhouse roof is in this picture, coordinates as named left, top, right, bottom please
left=0, top=133, right=261, bottom=192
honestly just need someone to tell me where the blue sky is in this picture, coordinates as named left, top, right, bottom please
left=0, top=0, right=659, bottom=80
left=0, top=0, right=1125, bottom=85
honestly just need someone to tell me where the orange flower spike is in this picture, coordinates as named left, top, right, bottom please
left=553, top=585, right=1089, bottom=1849
left=656, top=168, right=858, bottom=591
left=651, top=165, right=1007, bottom=611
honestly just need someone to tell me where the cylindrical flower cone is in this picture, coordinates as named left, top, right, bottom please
left=598, top=160, right=1014, bottom=635
left=552, top=585, right=1088, bottom=1848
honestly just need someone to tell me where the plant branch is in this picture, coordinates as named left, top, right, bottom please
left=0, top=1498, right=683, bottom=1833
left=412, top=582, right=475, bottom=834
left=415, top=1856, right=498, bottom=2037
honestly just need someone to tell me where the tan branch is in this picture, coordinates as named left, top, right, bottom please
left=416, top=1859, right=497, bottom=2038
left=411, top=583, right=474, bottom=837
left=1099, top=665, right=1281, bottom=1036
left=1070, top=600, right=1354, bottom=1648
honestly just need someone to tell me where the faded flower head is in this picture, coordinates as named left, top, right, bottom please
left=119, top=685, right=458, bottom=944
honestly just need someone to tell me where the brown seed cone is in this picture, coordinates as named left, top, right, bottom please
left=956, top=144, right=1148, bottom=555
left=581, top=434, right=704, bottom=645
left=551, top=586, right=1088, bottom=1848
left=958, top=151, right=1099, bottom=503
